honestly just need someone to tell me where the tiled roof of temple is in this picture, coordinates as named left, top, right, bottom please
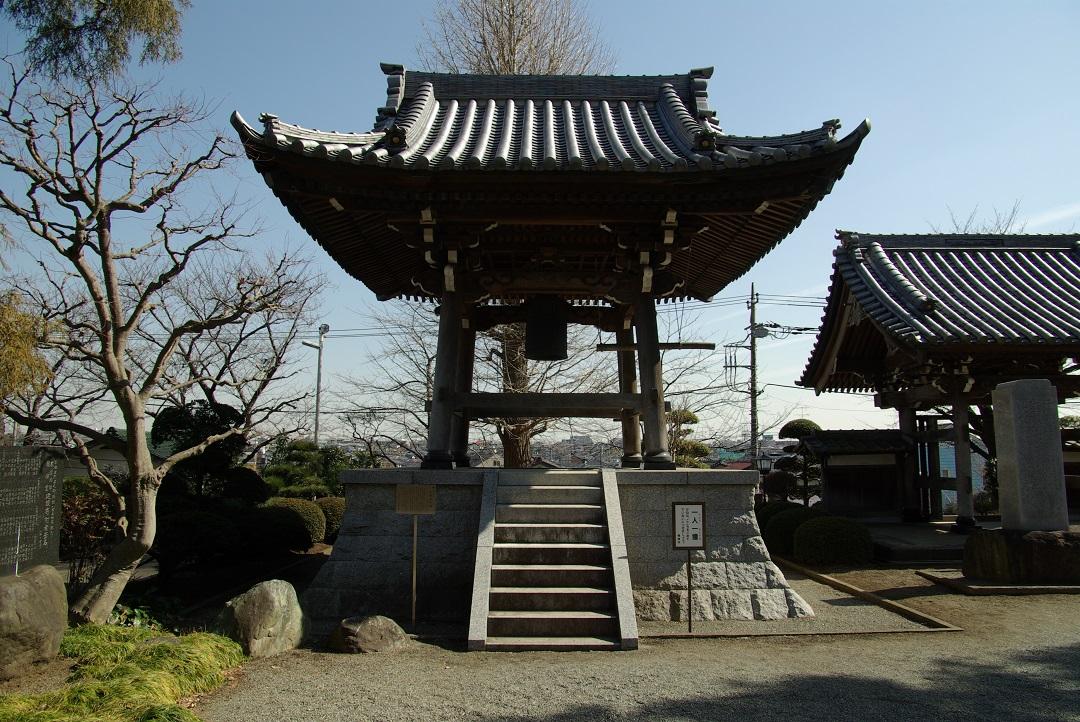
left=230, top=64, right=869, bottom=303
left=232, top=64, right=867, bottom=173
left=799, top=232, right=1080, bottom=393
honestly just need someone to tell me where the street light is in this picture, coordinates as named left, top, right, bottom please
left=302, top=323, right=330, bottom=446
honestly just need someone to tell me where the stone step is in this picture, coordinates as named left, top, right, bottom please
left=484, top=636, right=621, bottom=652
left=495, top=523, right=607, bottom=544
left=496, top=503, right=604, bottom=524
left=491, top=563, right=612, bottom=588
left=493, top=542, right=610, bottom=565
left=489, top=586, right=614, bottom=611
left=496, top=470, right=603, bottom=486
left=487, top=610, right=619, bottom=637
left=497, top=485, right=604, bottom=505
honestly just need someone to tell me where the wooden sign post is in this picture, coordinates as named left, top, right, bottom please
left=672, top=502, right=706, bottom=633
left=395, top=485, right=437, bottom=627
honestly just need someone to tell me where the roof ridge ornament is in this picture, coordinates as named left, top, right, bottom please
left=376, top=63, right=407, bottom=130
left=834, top=229, right=859, bottom=254
left=258, top=113, right=278, bottom=138
left=688, top=66, right=715, bottom=120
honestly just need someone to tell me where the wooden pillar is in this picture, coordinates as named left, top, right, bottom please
left=927, top=418, right=943, bottom=519
left=422, top=292, right=461, bottom=469
left=898, top=407, right=919, bottom=520
left=953, top=401, right=976, bottom=529
left=451, top=324, right=476, bottom=467
left=616, top=326, right=642, bottom=468
left=634, top=296, right=675, bottom=469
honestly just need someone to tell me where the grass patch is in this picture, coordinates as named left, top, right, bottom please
left=0, top=625, right=243, bottom=722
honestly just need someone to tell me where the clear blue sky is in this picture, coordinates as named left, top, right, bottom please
left=5, top=1, right=1079, bottom=437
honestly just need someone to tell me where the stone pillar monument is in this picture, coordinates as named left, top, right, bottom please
left=992, top=379, right=1069, bottom=532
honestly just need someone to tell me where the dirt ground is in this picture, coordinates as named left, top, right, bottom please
left=0, top=657, right=73, bottom=697
left=194, top=565, right=1080, bottom=722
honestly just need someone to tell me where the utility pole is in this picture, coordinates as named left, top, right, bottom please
left=302, top=323, right=330, bottom=446
left=748, top=284, right=760, bottom=461
left=724, top=289, right=815, bottom=465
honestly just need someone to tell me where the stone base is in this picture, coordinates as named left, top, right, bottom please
left=303, top=468, right=812, bottom=638
left=964, top=528, right=1080, bottom=584
left=634, top=579, right=813, bottom=621
left=617, top=469, right=812, bottom=621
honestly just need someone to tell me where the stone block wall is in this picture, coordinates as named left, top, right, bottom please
left=302, top=470, right=483, bottom=639
left=618, top=470, right=812, bottom=621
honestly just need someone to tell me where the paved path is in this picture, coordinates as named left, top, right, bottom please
left=196, top=568, right=1080, bottom=722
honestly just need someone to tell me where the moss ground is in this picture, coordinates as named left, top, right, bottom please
left=0, top=625, right=243, bottom=722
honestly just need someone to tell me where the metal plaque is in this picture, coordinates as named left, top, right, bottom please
left=395, top=484, right=436, bottom=515
left=672, top=502, right=706, bottom=550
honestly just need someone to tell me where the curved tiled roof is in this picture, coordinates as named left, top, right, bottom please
left=232, top=64, right=867, bottom=173
left=799, top=232, right=1080, bottom=392
left=232, top=64, right=869, bottom=303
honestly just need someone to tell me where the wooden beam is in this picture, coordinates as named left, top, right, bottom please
left=597, top=342, right=716, bottom=352
left=451, top=392, right=643, bottom=419
left=473, top=304, right=624, bottom=333
left=917, top=476, right=958, bottom=492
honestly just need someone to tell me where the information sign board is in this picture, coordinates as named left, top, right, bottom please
left=395, top=484, right=436, bottom=515
left=672, top=502, right=706, bottom=550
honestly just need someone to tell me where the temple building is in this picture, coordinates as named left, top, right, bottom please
left=233, top=64, right=868, bottom=649
left=233, top=64, right=868, bottom=470
left=800, top=232, right=1080, bottom=524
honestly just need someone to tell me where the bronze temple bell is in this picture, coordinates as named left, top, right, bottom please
left=524, top=296, right=569, bottom=361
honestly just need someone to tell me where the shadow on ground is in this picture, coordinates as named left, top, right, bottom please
left=468, top=643, right=1080, bottom=722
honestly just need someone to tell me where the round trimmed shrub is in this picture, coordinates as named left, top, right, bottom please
left=763, top=506, right=828, bottom=557
left=153, top=510, right=240, bottom=574
left=755, top=500, right=802, bottom=533
left=238, top=505, right=307, bottom=553
left=762, top=470, right=796, bottom=500
left=278, top=483, right=332, bottom=499
left=265, top=497, right=326, bottom=547
left=317, top=496, right=347, bottom=542
left=221, top=467, right=271, bottom=504
left=794, top=516, right=874, bottom=565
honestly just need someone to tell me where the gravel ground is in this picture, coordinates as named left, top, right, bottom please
left=195, top=567, right=1080, bottom=722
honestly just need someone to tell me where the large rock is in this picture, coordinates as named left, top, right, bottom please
left=964, top=529, right=1080, bottom=584
left=1024, top=532, right=1080, bottom=583
left=218, top=580, right=303, bottom=658
left=0, top=565, right=67, bottom=680
left=328, top=615, right=408, bottom=653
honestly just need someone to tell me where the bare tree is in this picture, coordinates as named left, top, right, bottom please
left=928, top=200, right=1026, bottom=235
left=418, top=0, right=615, bottom=75
left=338, top=301, right=618, bottom=468
left=0, top=63, right=322, bottom=623
left=477, top=322, right=617, bottom=467
left=339, top=302, right=438, bottom=466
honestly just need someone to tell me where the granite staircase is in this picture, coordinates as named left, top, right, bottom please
left=468, top=469, right=637, bottom=651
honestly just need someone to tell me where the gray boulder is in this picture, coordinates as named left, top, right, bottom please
left=0, top=565, right=67, bottom=680
left=965, top=529, right=1080, bottom=584
left=328, top=615, right=408, bottom=653
left=218, top=579, right=303, bottom=658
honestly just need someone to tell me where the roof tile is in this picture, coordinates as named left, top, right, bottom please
left=233, top=65, right=864, bottom=174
